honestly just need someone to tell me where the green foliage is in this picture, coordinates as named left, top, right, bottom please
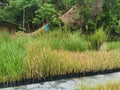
left=75, top=0, right=120, bottom=36
left=0, top=0, right=119, bottom=36
left=74, top=0, right=101, bottom=32
left=47, top=0, right=63, bottom=10
left=47, top=0, right=74, bottom=11
left=101, top=0, right=120, bottom=34
left=62, top=0, right=75, bottom=9
left=90, top=27, right=107, bottom=50
left=33, top=3, right=60, bottom=27
left=0, top=0, right=41, bottom=31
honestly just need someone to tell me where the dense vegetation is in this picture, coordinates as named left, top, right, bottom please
left=0, top=0, right=120, bottom=36
left=0, top=0, right=75, bottom=32
left=0, top=0, right=120, bottom=88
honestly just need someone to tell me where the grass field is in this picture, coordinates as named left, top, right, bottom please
left=24, top=42, right=120, bottom=78
left=0, top=30, right=120, bottom=83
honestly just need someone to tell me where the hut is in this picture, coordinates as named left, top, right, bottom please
left=0, top=20, right=17, bottom=34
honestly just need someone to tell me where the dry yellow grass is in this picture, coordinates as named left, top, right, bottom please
left=77, top=81, right=120, bottom=90
left=24, top=41, right=120, bottom=79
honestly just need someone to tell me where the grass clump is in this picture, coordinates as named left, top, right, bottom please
left=90, top=27, right=107, bottom=50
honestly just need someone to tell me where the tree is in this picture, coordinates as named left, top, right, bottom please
left=75, top=0, right=120, bottom=35
left=75, top=0, right=100, bottom=33
left=100, top=0, right=120, bottom=34
left=0, top=0, right=41, bottom=32
left=33, top=3, right=60, bottom=28
left=47, top=0, right=62, bottom=10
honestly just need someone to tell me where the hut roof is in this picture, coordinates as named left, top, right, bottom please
left=60, top=6, right=78, bottom=24
left=0, top=20, right=18, bottom=26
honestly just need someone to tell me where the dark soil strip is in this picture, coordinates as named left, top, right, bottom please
left=0, top=68, right=120, bottom=88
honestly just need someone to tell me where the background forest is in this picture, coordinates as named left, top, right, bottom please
left=0, top=0, right=120, bottom=37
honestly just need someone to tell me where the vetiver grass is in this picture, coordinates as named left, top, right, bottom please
left=0, top=31, right=31, bottom=82
left=0, top=30, right=120, bottom=84
left=32, top=30, right=88, bottom=51
left=23, top=40, right=120, bottom=80
left=89, top=27, right=107, bottom=50
left=77, top=81, right=120, bottom=90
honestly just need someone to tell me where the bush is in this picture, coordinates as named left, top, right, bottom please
left=90, top=27, right=107, bottom=50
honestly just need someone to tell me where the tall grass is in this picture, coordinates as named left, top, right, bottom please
left=0, top=31, right=11, bottom=42
left=23, top=40, right=120, bottom=80
left=0, top=30, right=120, bottom=84
left=0, top=31, right=30, bottom=82
left=32, top=30, right=88, bottom=51
left=24, top=41, right=62, bottom=78
left=89, top=27, right=107, bottom=50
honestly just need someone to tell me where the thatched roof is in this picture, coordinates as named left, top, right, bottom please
left=60, top=6, right=79, bottom=24
left=60, top=0, right=103, bottom=24
left=0, top=20, right=18, bottom=26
